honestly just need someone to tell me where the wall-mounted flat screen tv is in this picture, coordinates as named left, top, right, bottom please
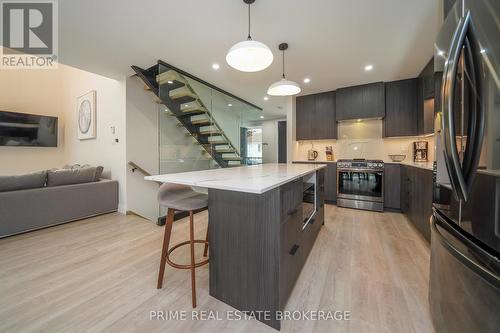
left=0, top=111, right=58, bottom=147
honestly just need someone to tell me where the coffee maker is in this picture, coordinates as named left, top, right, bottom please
left=413, top=141, right=428, bottom=162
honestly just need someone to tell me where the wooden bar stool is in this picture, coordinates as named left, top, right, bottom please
left=157, top=183, right=209, bottom=308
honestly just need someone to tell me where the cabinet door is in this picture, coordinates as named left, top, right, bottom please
left=400, top=166, right=409, bottom=213
left=423, top=99, right=435, bottom=134
left=313, top=91, right=337, bottom=139
left=384, top=164, right=401, bottom=209
left=362, top=82, right=385, bottom=118
left=336, top=86, right=359, bottom=121
left=384, top=79, right=418, bottom=137
left=407, top=167, right=416, bottom=223
left=324, top=163, right=337, bottom=202
left=421, top=59, right=434, bottom=99
left=418, top=168, right=433, bottom=242
left=296, top=95, right=314, bottom=140
left=402, top=166, right=433, bottom=242
left=417, top=59, right=435, bottom=135
left=336, top=82, right=384, bottom=121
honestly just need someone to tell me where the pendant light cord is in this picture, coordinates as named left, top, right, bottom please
left=247, top=4, right=251, bottom=40
left=282, top=49, right=285, bottom=79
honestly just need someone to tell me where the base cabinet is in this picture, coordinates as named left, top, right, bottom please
left=384, top=164, right=401, bottom=210
left=323, top=163, right=337, bottom=203
left=401, top=165, right=433, bottom=242
left=209, top=170, right=324, bottom=330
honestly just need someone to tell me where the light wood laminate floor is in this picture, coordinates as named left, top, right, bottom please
left=0, top=205, right=434, bottom=333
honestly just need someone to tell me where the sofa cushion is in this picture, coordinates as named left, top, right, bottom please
left=47, top=167, right=97, bottom=187
left=0, top=171, right=47, bottom=192
left=94, top=166, right=104, bottom=181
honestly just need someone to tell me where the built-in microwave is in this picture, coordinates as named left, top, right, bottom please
left=302, top=172, right=317, bottom=229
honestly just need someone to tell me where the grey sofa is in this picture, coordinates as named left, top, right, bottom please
left=0, top=175, right=118, bottom=238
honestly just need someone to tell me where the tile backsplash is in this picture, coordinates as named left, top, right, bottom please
left=294, top=119, right=435, bottom=163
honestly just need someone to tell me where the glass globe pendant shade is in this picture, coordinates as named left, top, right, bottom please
left=267, top=78, right=301, bottom=96
left=226, top=40, right=274, bottom=72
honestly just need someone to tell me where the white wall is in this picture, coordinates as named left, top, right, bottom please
left=61, top=65, right=127, bottom=213
left=126, top=76, right=160, bottom=221
left=0, top=55, right=128, bottom=213
left=0, top=62, right=66, bottom=174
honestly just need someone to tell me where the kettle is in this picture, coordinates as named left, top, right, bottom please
left=308, top=149, right=319, bottom=161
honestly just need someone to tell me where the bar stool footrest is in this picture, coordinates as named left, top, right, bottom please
left=166, top=240, right=210, bottom=269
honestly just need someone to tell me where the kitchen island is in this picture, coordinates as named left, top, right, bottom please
left=146, top=163, right=326, bottom=330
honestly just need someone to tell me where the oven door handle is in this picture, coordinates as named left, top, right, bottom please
left=337, top=169, right=384, bottom=173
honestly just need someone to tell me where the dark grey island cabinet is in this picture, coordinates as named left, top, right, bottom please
left=208, top=167, right=325, bottom=330
left=145, top=164, right=326, bottom=330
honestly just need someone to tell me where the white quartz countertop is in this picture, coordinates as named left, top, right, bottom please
left=145, top=163, right=327, bottom=194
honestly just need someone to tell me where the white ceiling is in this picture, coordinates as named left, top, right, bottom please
left=59, top=0, right=442, bottom=119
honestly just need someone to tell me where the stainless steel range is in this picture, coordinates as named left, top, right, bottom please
left=337, top=159, right=384, bottom=212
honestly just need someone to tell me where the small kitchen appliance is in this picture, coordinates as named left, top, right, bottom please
left=325, top=146, right=334, bottom=161
left=413, top=141, right=428, bottom=162
left=307, top=149, right=318, bottom=161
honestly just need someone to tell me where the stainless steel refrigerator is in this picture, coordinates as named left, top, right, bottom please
left=431, top=0, right=500, bottom=332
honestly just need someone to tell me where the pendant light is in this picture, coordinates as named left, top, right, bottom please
left=267, top=43, right=301, bottom=96
left=226, top=0, right=273, bottom=72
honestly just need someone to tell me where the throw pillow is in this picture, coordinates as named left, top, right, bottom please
left=47, top=167, right=97, bottom=187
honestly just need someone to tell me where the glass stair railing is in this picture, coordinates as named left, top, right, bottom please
left=131, top=60, right=262, bottom=170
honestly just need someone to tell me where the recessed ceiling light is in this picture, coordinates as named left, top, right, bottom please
left=260, top=115, right=265, bottom=119
left=303, top=78, right=311, bottom=83
left=264, top=96, right=269, bottom=101
left=212, top=63, right=220, bottom=70
left=167, top=80, right=173, bottom=84
left=228, top=103, right=232, bottom=107
left=480, top=49, right=486, bottom=54
left=364, top=65, right=373, bottom=71
left=437, top=50, right=445, bottom=56
left=357, top=119, right=361, bottom=122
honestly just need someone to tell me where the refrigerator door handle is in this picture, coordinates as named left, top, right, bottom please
left=460, top=28, right=485, bottom=201
left=432, top=213, right=500, bottom=288
left=441, top=12, right=471, bottom=202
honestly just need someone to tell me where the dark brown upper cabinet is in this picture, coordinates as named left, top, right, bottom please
left=383, top=78, right=418, bottom=137
left=336, top=82, right=385, bottom=121
left=417, top=58, right=436, bottom=135
left=296, top=91, right=336, bottom=140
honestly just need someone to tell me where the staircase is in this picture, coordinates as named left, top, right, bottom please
left=132, top=61, right=254, bottom=168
